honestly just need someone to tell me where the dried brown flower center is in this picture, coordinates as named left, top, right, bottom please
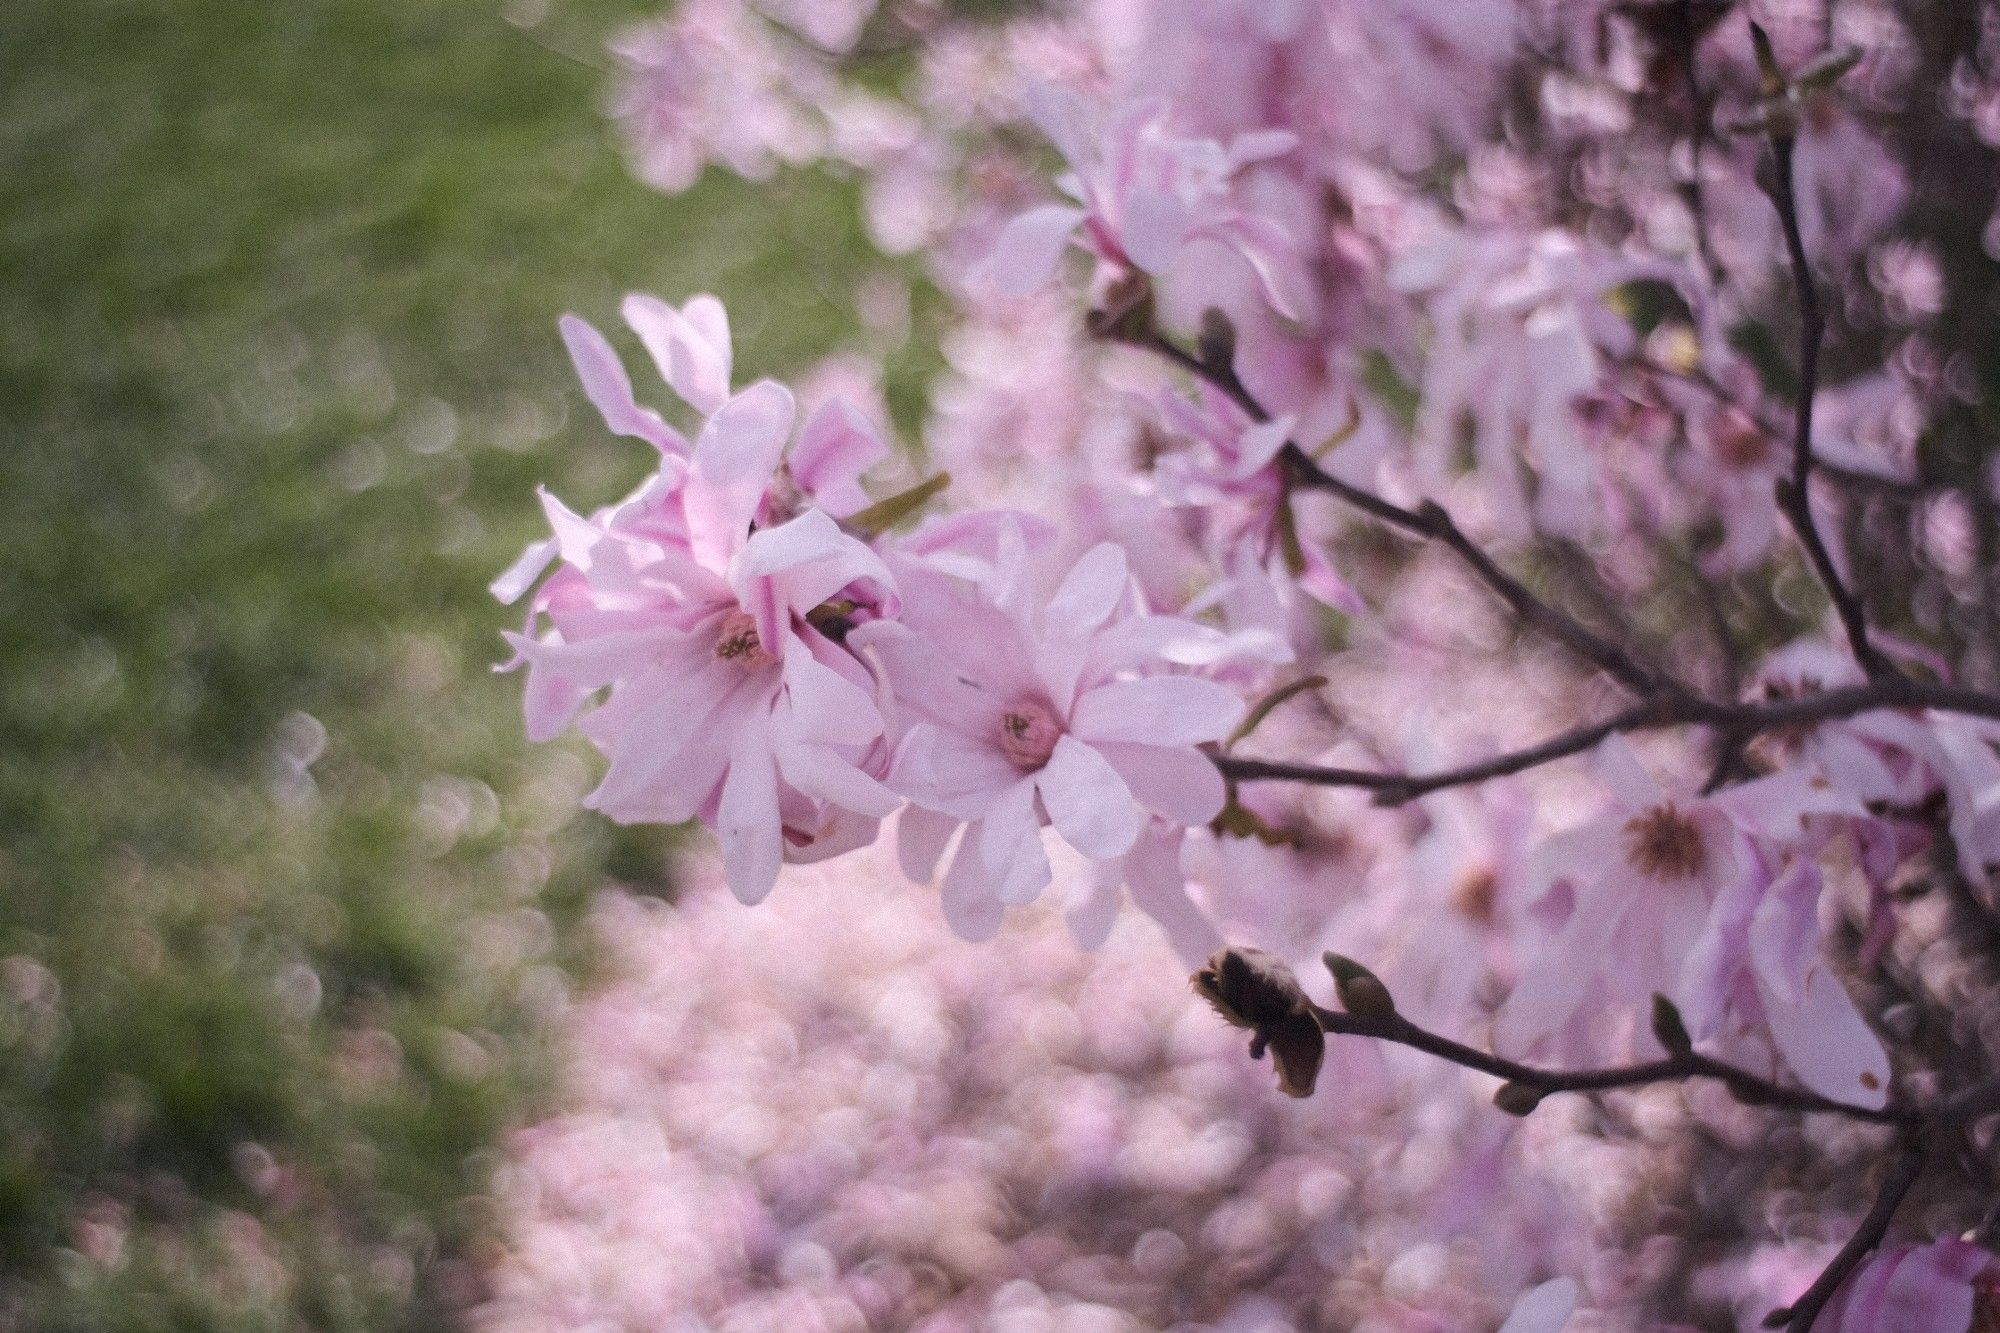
left=1622, top=803, right=1708, bottom=881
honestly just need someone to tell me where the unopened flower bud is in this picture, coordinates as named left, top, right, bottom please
left=1650, top=993, right=1694, bottom=1058
left=1323, top=952, right=1397, bottom=1022
left=1197, top=307, right=1238, bottom=372
left=1493, top=1082, right=1547, bottom=1117
left=1192, top=947, right=1325, bottom=1098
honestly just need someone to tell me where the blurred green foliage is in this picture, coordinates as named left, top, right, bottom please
left=0, top=0, right=915, bottom=1324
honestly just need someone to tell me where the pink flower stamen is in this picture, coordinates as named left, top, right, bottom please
left=997, top=696, right=1063, bottom=770
left=713, top=609, right=777, bottom=670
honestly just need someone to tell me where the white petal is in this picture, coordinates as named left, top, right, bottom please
left=1096, top=741, right=1228, bottom=826
left=1071, top=676, right=1245, bottom=747
left=985, top=204, right=1086, bottom=295
left=1036, top=737, right=1143, bottom=860
left=716, top=724, right=783, bottom=905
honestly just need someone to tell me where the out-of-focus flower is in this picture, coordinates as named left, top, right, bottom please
left=1813, top=1237, right=1999, bottom=1332
left=985, top=88, right=1308, bottom=317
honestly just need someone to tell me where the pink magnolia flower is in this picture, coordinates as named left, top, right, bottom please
left=1812, top=1237, right=1999, bottom=1332
left=608, top=0, right=829, bottom=194
left=1675, top=849, right=1892, bottom=1108
left=1495, top=737, right=1868, bottom=1085
left=984, top=88, right=1307, bottom=317
left=854, top=535, right=1246, bottom=942
left=1147, top=383, right=1364, bottom=614
left=504, top=372, right=902, bottom=904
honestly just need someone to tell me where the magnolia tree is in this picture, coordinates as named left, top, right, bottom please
left=489, top=0, right=2000, bottom=1327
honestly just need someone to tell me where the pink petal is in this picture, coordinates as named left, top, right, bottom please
left=774, top=740, right=899, bottom=818
left=584, top=659, right=752, bottom=813
left=622, top=292, right=732, bottom=415
left=939, top=828, right=1006, bottom=941
left=715, top=721, right=783, bottom=905
left=1122, top=824, right=1222, bottom=967
left=687, top=380, right=797, bottom=569
left=1096, top=741, right=1228, bottom=825
left=1063, top=869, right=1123, bottom=952
left=1044, top=542, right=1131, bottom=636
left=985, top=204, right=1087, bottom=295
left=782, top=647, right=884, bottom=748
left=1758, top=963, right=1890, bottom=1110
left=1497, top=1278, right=1578, bottom=1333
left=1036, top=736, right=1143, bottom=860
left=1071, top=676, right=1245, bottom=747
left=792, top=398, right=889, bottom=516
left=491, top=537, right=558, bottom=604
left=975, top=778, right=1050, bottom=904
left=896, top=806, right=959, bottom=883
left=558, top=314, right=686, bottom=453
left=1118, top=186, right=1190, bottom=274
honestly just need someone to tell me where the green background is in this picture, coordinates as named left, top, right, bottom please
left=0, top=0, right=915, bottom=1324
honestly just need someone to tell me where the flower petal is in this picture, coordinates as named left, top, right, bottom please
left=1071, top=676, right=1245, bottom=747
left=1036, top=736, right=1143, bottom=860
left=1096, top=741, right=1228, bottom=825
left=985, top=204, right=1087, bottom=295
left=716, top=721, right=783, bottom=905
left=688, top=380, right=796, bottom=568
left=622, top=291, right=732, bottom=415
left=558, top=314, right=686, bottom=453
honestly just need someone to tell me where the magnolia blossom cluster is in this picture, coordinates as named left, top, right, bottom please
left=492, top=0, right=2000, bottom=1325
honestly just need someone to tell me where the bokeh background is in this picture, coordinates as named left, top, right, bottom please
left=1, top=2, right=939, bottom=1324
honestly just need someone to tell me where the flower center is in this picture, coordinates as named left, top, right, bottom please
left=760, top=465, right=808, bottom=527
left=1715, top=415, right=1774, bottom=470
left=713, top=609, right=776, bottom=670
left=997, top=697, right=1063, bottom=770
left=1622, top=803, right=1708, bottom=881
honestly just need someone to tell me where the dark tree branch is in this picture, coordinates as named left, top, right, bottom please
left=1216, top=675, right=2000, bottom=802
left=1139, top=331, right=1682, bottom=698
left=1767, top=1144, right=1926, bottom=1331
left=1766, top=127, right=1895, bottom=679
left=1306, top=1002, right=1917, bottom=1127
left=1217, top=703, right=1665, bottom=806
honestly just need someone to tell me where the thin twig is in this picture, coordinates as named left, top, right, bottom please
left=1217, top=703, right=1663, bottom=806
left=1141, top=332, right=1682, bottom=697
left=1305, top=1003, right=1915, bottom=1127
left=1769, top=1144, right=1926, bottom=1330
left=1215, top=674, right=2000, bottom=801
left=1766, top=128, right=1894, bottom=678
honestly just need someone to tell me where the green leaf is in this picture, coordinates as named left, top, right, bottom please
left=1795, top=45, right=1863, bottom=93
left=847, top=472, right=951, bottom=537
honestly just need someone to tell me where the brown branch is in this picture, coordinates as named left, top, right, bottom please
left=1308, top=1002, right=1916, bottom=1127
left=1214, top=675, right=2000, bottom=801
left=1140, top=331, right=1681, bottom=698
left=1765, top=1144, right=1926, bottom=1331
left=1217, top=703, right=1665, bottom=806
left=1766, top=123, right=1895, bottom=679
